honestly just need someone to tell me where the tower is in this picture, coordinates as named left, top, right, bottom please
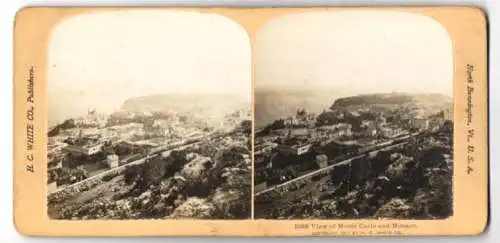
left=287, top=116, right=293, bottom=140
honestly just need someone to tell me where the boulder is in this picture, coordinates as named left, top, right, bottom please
left=168, top=197, right=216, bottom=219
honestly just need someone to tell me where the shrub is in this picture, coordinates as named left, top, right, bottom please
left=102, top=173, right=117, bottom=182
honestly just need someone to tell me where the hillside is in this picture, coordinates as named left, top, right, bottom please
left=330, top=93, right=452, bottom=110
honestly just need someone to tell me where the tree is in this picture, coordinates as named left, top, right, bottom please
left=142, top=158, right=167, bottom=186
left=60, top=119, right=77, bottom=130
left=164, top=150, right=188, bottom=177
left=124, top=165, right=143, bottom=185
left=316, top=111, right=339, bottom=126
left=442, top=120, right=453, bottom=133
left=212, top=187, right=250, bottom=219
left=240, top=120, right=252, bottom=136
left=48, top=119, right=77, bottom=137
left=374, top=198, right=411, bottom=218
left=48, top=126, right=60, bottom=137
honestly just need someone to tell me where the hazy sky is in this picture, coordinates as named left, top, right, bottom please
left=255, top=11, right=453, bottom=97
left=48, top=10, right=251, bottom=125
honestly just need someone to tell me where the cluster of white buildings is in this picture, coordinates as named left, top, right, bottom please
left=74, top=109, right=108, bottom=128
left=254, top=142, right=278, bottom=156
left=276, top=142, right=313, bottom=156
left=317, top=123, right=353, bottom=138
left=284, top=110, right=316, bottom=128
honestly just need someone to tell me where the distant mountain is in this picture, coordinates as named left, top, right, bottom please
left=121, top=93, right=250, bottom=118
left=330, top=93, right=452, bottom=110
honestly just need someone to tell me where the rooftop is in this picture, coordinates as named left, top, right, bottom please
left=69, top=137, right=100, bottom=148
left=282, top=136, right=312, bottom=148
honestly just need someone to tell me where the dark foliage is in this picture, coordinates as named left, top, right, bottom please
left=48, top=119, right=77, bottom=137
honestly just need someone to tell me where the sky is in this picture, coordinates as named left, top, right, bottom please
left=255, top=10, right=454, bottom=97
left=48, top=10, right=251, bottom=125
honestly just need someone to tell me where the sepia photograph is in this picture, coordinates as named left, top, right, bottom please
left=46, top=10, right=252, bottom=220
left=254, top=11, right=454, bottom=220
left=12, top=6, right=488, bottom=236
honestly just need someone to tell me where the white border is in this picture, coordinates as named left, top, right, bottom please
left=2, top=0, right=498, bottom=242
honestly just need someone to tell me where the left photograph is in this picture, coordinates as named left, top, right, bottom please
left=46, top=10, right=252, bottom=220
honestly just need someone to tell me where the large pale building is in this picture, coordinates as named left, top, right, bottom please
left=277, top=142, right=312, bottom=156
left=412, top=117, right=430, bottom=130
left=315, top=154, right=328, bottom=168
left=319, top=123, right=352, bottom=137
left=63, top=142, right=103, bottom=156
left=379, top=126, right=404, bottom=138
left=443, top=107, right=453, bottom=120
left=107, top=154, right=120, bottom=168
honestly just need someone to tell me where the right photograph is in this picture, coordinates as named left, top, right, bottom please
left=253, top=11, right=454, bottom=219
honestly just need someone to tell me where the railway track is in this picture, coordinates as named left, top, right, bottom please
left=254, top=139, right=415, bottom=197
left=49, top=129, right=235, bottom=195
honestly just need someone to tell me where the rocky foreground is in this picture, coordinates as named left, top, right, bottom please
left=255, top=129, right=453, bottom=219
left=49, top=123, right=251, bottom=220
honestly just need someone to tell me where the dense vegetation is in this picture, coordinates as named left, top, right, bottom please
left=255, top=127, right=453, bottom=219
left=49, top=123, right=251, bottom=220
left=330, top=93, right=452, bottom=110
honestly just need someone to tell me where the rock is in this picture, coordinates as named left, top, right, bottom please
left=139, top=191, right=152, bottom=200
left=180, top=155, right=212, bottom=181
left=374, top=198, right=411, bottom=218
left=168, top=197, right=215, bottom=219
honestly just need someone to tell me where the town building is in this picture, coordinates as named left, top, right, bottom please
left=48, top=141, right=68, bottom=154
left=48, top=181, right=58, bottom=193
left=428, top=117, right=445, bottom=132
left=255, top=154, right=266, bottom=164
left=107, top=123, right=145, bottom=140
left=349, top=111, right=361, bottom=117
left=277, top=142, right=312, bottom=156
left=254, top=142, right=278, bottom=156
left=107, top=154, right=120, bottom=168
left=315, top=154, right=328, bottom=168
left=443, top=108, right=453, bottom=120
left=59, top=128, right=80, bottom=138
left=283, top=109, right=316, bottom=128
left=63, top=141, right=104, bottom=156
left=133, top=138, right=164, bottom=147
left=255, top=181, right=267, bottom=193
left=284, top=117, right=300, bottom=126
left=289, top=128, right=310, bottom=138
left=361, top=122, right=378, bottom=137
left=117, top=140, right=141, bottom=150
left=100, top=132, right=120, bottom=144
left=48, top=157, right=62, bottom=171
left=319, top=123, right=353, bottom=137
left=412, top=117, right=430, bottom=130
left=379, top=126, right=405, bottom=138
left=361, top=120, right=375, bottom=128
left=375, top=114, right=387, bottom=125
left=73, top=109, right=108, bottom=128
left=81, top=128, right=101, bottom=137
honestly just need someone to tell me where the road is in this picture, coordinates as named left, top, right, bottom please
left=254, top=141, right=409, bottom=197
